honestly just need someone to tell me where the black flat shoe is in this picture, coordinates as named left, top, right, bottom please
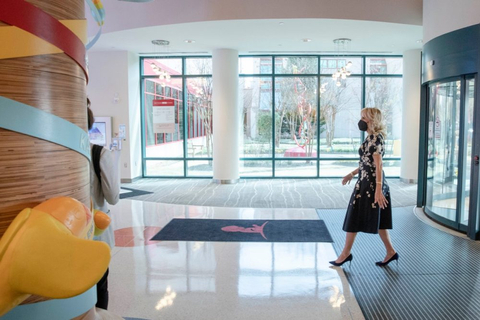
left=329, top=254, right=353, bottom=267
left=376, top=252, right=399, bottom=267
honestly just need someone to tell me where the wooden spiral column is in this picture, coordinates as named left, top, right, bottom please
left=0, top=0, right=89, bottom=239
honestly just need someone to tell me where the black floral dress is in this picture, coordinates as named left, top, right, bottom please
left=342, top=133, right=392, bottom=234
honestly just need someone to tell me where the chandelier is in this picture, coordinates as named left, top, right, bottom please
left=150, top=63, right=171, bottom=87
left=319, top=82, right=328, bottom=95
left=151, top=40, right=171, bottom=87
left=332, top=38, right=353, bottom=87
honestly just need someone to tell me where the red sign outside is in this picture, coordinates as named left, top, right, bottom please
left=152, top=99, right=175, bottom=133
left=153, top=99, right=174, bottom=107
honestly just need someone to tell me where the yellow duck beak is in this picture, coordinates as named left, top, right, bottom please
left=0, top=197, right=111, bottom=317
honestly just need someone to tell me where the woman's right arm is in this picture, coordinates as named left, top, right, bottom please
left=342, top=167, right=359, bottom=185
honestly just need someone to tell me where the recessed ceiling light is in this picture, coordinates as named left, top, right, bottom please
left=416, top=39, right=423, bottom=44
left=279, top=22, right=284, bottom=26
left=185, top=40, right=195, bottom=44
left=152, top=40, right=170, bottom=46
left=302, top=38, right=312, bottom=43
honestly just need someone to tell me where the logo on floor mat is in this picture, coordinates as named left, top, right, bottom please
left=221, top=221, right=268, bottom=240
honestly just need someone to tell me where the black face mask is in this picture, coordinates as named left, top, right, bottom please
left=358, top=120, right=368, bottom=131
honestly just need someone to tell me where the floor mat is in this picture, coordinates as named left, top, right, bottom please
left=151, top=219, right=333, bottom=242
left=120, top=187, right=153, bottom=199
left=317, top=207, right=480, bottom=320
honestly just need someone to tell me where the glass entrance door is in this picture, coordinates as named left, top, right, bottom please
left=425, top=80, right=461, bottom=225
left=425, top=76, right=477, bottom=235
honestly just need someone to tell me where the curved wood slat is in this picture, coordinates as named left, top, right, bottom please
left=0, top=55, right=87, bottom=124
left=0, top=54, right=86, bottom=80
left=28, top=0, right=85, bottom=20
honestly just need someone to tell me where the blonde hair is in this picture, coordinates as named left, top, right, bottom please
left=362, top=107, right=387, bottom=138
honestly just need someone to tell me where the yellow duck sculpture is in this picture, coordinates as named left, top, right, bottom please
left=0, top=197, right=111, bottom=317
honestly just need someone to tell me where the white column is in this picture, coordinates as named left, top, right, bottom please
left=212, top=49, right=239, bottom=183
left=400, top=49, right=421, bottom=183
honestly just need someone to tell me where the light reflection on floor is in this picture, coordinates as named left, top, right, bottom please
left=108, top=199, right=364, bottom=320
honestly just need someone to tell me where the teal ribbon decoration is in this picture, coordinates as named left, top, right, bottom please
left=86, top=27, right=102, bottom=50
left=0, top=96, right=90, bottom=161
left=0, top=286, right=97, bottom=320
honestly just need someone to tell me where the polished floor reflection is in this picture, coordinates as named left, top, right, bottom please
left=108, top=200, right=364, bottom=320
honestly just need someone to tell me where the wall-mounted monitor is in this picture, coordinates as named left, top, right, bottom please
left=89, top=116, right=112, bottom=148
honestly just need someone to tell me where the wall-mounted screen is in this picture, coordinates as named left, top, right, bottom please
left=89, top=116, right=112, bottom=148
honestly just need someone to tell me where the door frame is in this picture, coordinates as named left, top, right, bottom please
left=467, top=74, right=480, bottom=240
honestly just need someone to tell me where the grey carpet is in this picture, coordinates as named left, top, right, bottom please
left=317, top=207, right=480, bottom=320
left=121, top=179, right=417, bottom=208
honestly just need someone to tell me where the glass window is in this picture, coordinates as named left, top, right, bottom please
left=145, top=160, right=184, bottom=176
left=187, top=160, right=213, bottom=177
left=365, top=77, right=403, bottom=157
left=383, top=159, right=401, bottom=177
left=144, top=78, right=184, bottom=158
left=320, top=77, right=362, bottom=158
left=240, top=160, right=273, bottom=177
left=274, top=57, right=318, bottom=74
left=275, top=160, right=317, bottom=177
left=186, top=58, right=212, bottom=75
left=366, top=57, right=403, bottom=75
left=186, top=77, right=213, bottom=158
left=319, top=160, right=359, bottom=177
left=239, top=57, right=272, bottom=74
left=141, top=55, right=402, bottom=178
left=240, top=77, right=273, bottom=158
left=320, top=57, right=362, bottom=74
left=143, top=58, right=182, bottom=76
left=274, top=77, right=318, bottom=159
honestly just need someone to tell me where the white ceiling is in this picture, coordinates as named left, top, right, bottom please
left=89, top=18, right=423, bottom=56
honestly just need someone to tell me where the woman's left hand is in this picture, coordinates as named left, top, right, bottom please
left=375, top=188, right=388, bottom=209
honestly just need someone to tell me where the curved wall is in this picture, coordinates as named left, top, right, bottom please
left=422, top=24, right=480, bottom=84
left=88, top=0, right=422, bottom=36
left=423, top=0, right=480, bottom=43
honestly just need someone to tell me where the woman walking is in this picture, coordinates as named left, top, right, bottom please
left=330, top=107, right=398, bottom=267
